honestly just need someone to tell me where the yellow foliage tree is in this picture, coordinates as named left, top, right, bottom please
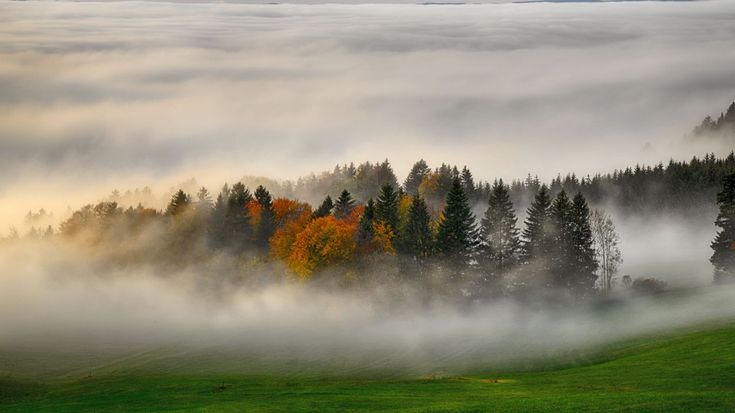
left=287, top=216, right=357, bottom=278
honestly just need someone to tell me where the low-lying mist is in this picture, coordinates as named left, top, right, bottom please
left=1, top=237, right=732, bottom=379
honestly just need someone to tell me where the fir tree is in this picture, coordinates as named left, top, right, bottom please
left=225, top=182, right=252, bottom=250
left=711, top=174, right=735, bottom=283
left=254, top=185, right=276, bottom=249
left=521, top=185, right=553, bottom=264
left=165, top=189, right=190, bottom=216
left=398, top=193, right=434, bottom=260
left=357, top=198, right=376, bottom=247
left=480, top=180, right=521, bottom=278
left=313, top=195, right=334, bottom=218
left=404, top=159, right=430, bottom=195
left=460, top=166, right=476, bottom=201
left=568, top=192, right=598, bottom=295
left=549, top=189, right=573, bottom=288
left=375, top=183, right=400, bottom=234
left=436, top=177, right=480, bottom=272
left=334, top=190, right=355, bottom=220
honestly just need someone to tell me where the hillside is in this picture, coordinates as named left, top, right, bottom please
left=2, top=323, right=734, bottom=412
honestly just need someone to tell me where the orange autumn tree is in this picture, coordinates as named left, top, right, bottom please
left=269, top=198, right=313, bottom=260
left=287, top=215, right=357, bottom=278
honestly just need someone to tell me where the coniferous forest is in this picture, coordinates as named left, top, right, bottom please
left=12, top=147, right=735, bottom=304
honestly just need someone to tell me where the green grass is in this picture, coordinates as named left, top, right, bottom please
left=2, top=325, right=735, bottom=412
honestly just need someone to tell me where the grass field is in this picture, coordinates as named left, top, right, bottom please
left=1, top=324, right=734, bottom=412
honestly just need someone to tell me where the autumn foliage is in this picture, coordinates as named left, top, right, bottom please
left=287, top=216, right=357, bottom=278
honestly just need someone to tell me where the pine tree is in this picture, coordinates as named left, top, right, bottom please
left=225, top=182, right=252, bottom=250
left=334, top=190, right=355, bottom=220
left=375, top=183, right=400, bottom=234
left=549, top=190, right=573, bottom=288
left=404, top=159, right=430, bottom=196
left=436, top=177, right=480, bottom=272
left=480, top=179, right=521, bottom=278
left=357, top=198, right=376, bottom=247
left=165, top=189, right=190, bottom=216
left=398, top=193, right=434, bottom=260
left=313, top=195, right=334, bottom=218
left=254, top=185, right=275, bottom=249
left=521, top=185, right=552, bottom=264
left=460, top=166, right=476, bottom=202
left=568, top=192, right=598, bottom=295
left=711, top=174, right=735, bottom=283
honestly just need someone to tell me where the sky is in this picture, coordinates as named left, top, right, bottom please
left=1, top=0, right=734, bottom=226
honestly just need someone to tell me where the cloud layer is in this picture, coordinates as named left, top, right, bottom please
left=1, top=0, right=735, bottom=224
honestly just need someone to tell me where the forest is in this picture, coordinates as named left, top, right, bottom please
left=10, top=150, right=735, bottom=304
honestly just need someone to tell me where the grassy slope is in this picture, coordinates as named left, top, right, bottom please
left=1, top=325, right=735, bottom=412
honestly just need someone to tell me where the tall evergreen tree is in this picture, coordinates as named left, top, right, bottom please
left=404, top=159, right=430, bottom=196
left=375, top=183, right=400, bottom=234
left=711, top=174, right=735, bottom=283
left=549, top=190, right=574, bottom=288
left=398, top=193, right=434, bottom=260
left=521, top=185, right=553, bottom=264
left=568, top=192, right=598, bottom=295
left=436, top=177, right=480, bottom=272
left=313, top=195, right=334, bottom=218
left=254, top=185, right=276, bottom=249
left=165, top=189, right=191, bottom=216
left=460, top=166, right=476, bottom=202
left=334, top=189, right=355, bottom=220
left=225, top=182, right=252, bottom=250
left=357, top=198, right=376, bottom=247
left=480, top=180, right=521, bottom=278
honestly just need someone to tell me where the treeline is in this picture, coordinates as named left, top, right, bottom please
left=19, top=152, right=735, bottom=299
left=51, top=172, right=616, bottom=301
left=248, top=152, right=735, bottom=220
left=692, top=101, right=735, bottom=138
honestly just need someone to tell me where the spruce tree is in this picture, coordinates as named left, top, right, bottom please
left=225, top=182, right=252, bottom=250
left=480, top=180, right=521, bottom=277
left=460, top=166, right=476, bottom=202
left=436, top=177, right=480, bottom=271
left=521, top=185, right=552, bottom=264
left=334, top=190, right=355, bottom=220
left=398, top=193, right=434, bottom=259
left=711, top=174, right=735, bottom=283
left=549, top=190, right=574, bottom=288
left=375, top=183, right=400, bottom=234
left=254, top=185, right=276, bottom=249
left=569, top=192, right=598, bottom=295
left=357, top=198, right=376, bottom=247
left=313, top=195, right=334, bottom=218
left=166, top=189, right=190, bottom=216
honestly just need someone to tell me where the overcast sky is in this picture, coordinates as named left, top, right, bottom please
left=1, top=0, right=734, bottom=225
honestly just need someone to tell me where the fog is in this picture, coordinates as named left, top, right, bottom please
left=2, top=0, right=735, bottom=229
left=1, top=0, right=734, bottom=378
left=0, top=237, right=732, bottom=379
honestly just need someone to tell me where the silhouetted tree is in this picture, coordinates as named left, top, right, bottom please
left=480, top=180, right=521, bottom=280
left=375, top=183, right=399, bottom=234
left=334, top=190, right=355, bottom=220
left=436, top=178, right=479, bottom=276
left=711, top=173, right=735, bottom=283
left=166, top=190, right=191, bottom=216
left=313, top=195, right=334, bottom=218
left=255, top=185, right=276, bottom=249
left=398, top=193, right=434, bottom=261
left=568, top=193, right=598, bottom=296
